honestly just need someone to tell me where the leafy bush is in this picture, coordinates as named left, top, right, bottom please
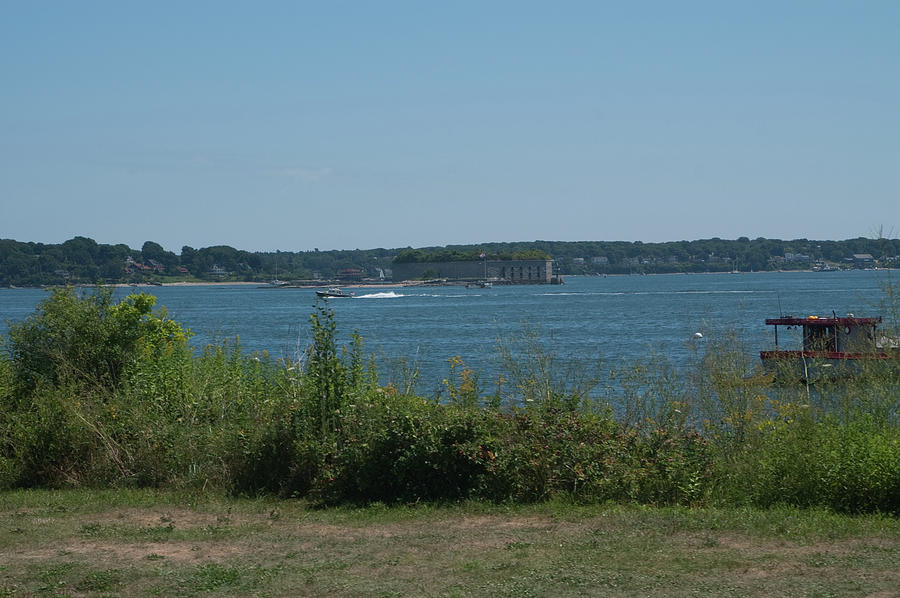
left=1, top=288, right=191, bottom=487
left=484, top=407, right=713, bottom=505
left=5, top=286, right=188, bottom=392
left=316, top=397, right=497, bottom=504
left=746, top=414, right=899, bottom=514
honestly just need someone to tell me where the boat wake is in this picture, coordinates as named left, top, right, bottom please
left=541, top=290, right=761, bottom=297
left=357, top=291, right=404, bottom=299
left=540, top=292, right=626, bottom=296
left=406, top=293, right=474, bottom=298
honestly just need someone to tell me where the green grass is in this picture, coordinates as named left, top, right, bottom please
left=0, top=489, right=897, bottom=597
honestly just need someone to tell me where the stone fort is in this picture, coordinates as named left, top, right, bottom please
left=391, top=259, right=553, bottom=283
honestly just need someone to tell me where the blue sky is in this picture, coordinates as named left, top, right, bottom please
left=2, top=1, right=897, bottom=252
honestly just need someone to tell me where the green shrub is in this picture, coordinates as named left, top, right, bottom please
left=747, top=414, right=899, bottom=514
left=122, top=342, right=294, bottom=490
left=485, top=408, right=714, bottom=505
left=225, top=304, right=374, bottom=497
left=5, top=286, right=188, bottom=392
left=315, top=395, right=497, bottom=504
left=1, top=384, right=104, bottom=487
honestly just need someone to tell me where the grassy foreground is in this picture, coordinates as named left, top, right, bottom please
left=1, top=489, right=898, bottom=598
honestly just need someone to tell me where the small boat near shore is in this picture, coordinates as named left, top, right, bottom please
left=760, top=314, right=898, bottom=381
left=316, top=287, right=354, bottom=298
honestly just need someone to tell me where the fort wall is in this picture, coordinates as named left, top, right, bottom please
left=391, top=259, right=552, bottom=283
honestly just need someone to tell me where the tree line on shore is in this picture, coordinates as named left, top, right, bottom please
left=1, top=235, right=898, bottom=286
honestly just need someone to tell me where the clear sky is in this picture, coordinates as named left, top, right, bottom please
left=2, top=1, right=897, bottom=253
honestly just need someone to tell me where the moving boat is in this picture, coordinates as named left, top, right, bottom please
left=316, top=287, right=354, bottom=298
left=760, top=314, right=898, bottom=381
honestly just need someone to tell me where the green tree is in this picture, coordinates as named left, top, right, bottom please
left=4, top=287, right=190, bottom=392
left=141, top=241, right=178, bottom=269
left=97, top=244, right=133, bottom=281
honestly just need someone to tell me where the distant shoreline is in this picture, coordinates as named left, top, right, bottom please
left=130, top=269, right=898, bottom=288
left=4, top=268, right=895, bottom=291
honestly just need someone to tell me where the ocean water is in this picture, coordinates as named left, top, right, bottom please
left=1, top=270, right=893, bottom=393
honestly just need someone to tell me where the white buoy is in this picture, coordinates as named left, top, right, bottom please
left=693, top=332, right=703, bottom=339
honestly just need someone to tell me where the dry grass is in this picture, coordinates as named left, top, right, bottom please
left=1, top=491, right=898, bottom=597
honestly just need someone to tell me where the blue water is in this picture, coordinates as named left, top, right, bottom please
left=1, top=271, right=893, bottom=393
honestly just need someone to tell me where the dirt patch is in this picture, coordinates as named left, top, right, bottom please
left=450, top=514, right=555, bottom=532
left=275, top=514, right=555, bottom=544
left=13, top=538, right=253, bottom=565
left=65, top=539, right=249, bottom=563
left=90, top=506, right=252, bottom=528
left=673, top=530, right=896, bottom=554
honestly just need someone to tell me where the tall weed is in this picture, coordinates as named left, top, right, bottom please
left=747, top=414, right=899, bottom=514
left=495, top=323, right=604, bottom=412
